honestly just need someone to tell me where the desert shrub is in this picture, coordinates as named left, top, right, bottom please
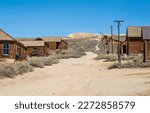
left=108, top=62, right=121, bottom=69
left=56, top=49, right=86, bottom=59
left=0, top=62, right=33, bottom=78
left=132, top=55, right=143, bottom=62
left=121, top=54, right=128, bottom=60
left=15, top=62, right=33, bottom=75
left=28, top=59, right=45, bottom=68
left=108, top=61, right=150, bottom=69
left=67, top=38, right=98, bottom=57
left=95, top=54, right=117, bottom=61
left=0, top=64, right=18, bottom=78
left=106, top=54, right=118, bottom=61
left=128, top=54, right=143, bottom=62
left=47, top=55, right=59, bottom=64
left=28, top=55, right=59, bottom=68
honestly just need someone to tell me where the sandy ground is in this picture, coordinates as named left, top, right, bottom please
left=0, top=52, right=150, bottom=96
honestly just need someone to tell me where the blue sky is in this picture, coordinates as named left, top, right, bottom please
left=0, top=0, right=150, bottom=37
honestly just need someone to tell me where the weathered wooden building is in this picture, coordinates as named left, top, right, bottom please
left=126, top=26, right=143, bottom=55
left=100, top=35, right=110, bottom=53
left=0, top=29, right=26, bottom=60
left=112, top=34, right=127, bottom=54
left=19, top=41, right=49, bottom=57
left=101, top=34, right=126, bottom=54
left=142, top=26, right=150, bottom=62
left=36, top=37, right=68, bottom=50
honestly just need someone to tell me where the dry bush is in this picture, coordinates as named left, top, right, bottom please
left=67, top=38, right=98, bottom=58
left=0, top=62, right=33, bottom=79
left=47, top=55, right=59, bottom=64
left=108, top=62, right=121, bottom=69
left=15, top=62, right=33, bottom=75
left=28, top=59, right=45, bottom=68
left=28, top=55, right=59, bottom=68
left=121, top=54, right=128, bottom=60
left=95, top=54, right=118, bottom=61
left=56, top=49, right=86, bottom=59
left=0, top=64, right=18, bottom=78
left=108, top=61, right=150, bottom=69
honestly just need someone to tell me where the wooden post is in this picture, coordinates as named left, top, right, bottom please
left=144, top=40, right=147, bottom=62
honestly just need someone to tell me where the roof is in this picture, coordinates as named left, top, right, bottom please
left=19, top=41, right=45, bottom=47
left=16, top=38, right=35, bottom=41
left=0, top=29, right=14, bottom=41
left=112, top=34, right=126, bottom=42
left=17, top=36, right=63, bottom=42
left=41, top=37, right=62, bottom=42
left=142, top=26, right=150, bottom=40
left=127, top=26, right=141, bottom=37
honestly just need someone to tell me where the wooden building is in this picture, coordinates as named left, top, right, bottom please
left=19, top=41, right=49, bottom=57
left=0, top=29, right=26, bottom=60
left=100, top=35, right=110, bottom=53
left=101, top=34, right=127, bottom=54
left=142, top=26, right=150, bottom=62
left=111, top=34, right=126, bottom=54
left=36, top=37, right=68, bottom=50
left=126, top=26, right=143, bottom=55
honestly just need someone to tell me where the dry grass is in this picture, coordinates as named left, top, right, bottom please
left=108, top=61, right=150, bottom=69
left=95, top=53, right=129, bottom=62
left=67, top=38, right=98, bottom=57
left=95, top=54, right=118, bottom=61
left=28, top=55, right=59, bottom=68
left=0, top=62, right=33, bottom=79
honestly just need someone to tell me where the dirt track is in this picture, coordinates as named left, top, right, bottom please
left=0, top=52, right=150, bottom=96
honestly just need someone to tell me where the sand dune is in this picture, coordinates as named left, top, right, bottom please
left=0, top=52, right=150, bottom=96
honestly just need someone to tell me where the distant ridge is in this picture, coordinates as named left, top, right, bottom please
left=67, top=32, right=100, bottom=38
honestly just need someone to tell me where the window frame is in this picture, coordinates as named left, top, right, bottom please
left=2, top=41, right=9, bottom=55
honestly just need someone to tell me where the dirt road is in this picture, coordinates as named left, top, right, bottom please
left=0, top=52, right=150, bottom=96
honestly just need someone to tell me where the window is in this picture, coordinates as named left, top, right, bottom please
left=3, top=42, right=9, bottom=55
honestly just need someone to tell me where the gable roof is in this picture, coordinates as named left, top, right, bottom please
left=17, top=36, right=63, bottom=42
left=127, top=26, right=141, bottom=37
left=0, top=28, right=15, bottom=41
left=19, top=41, right=45, bottom=47
left=142, top=26, right=150, bottom=40
left=113, top=34, right=126, bottom=42
left=41, top=36, right=62, bottom=42
left=16, top=38, right=35, bottom=41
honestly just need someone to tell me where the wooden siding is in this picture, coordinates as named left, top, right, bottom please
left=0, top=41, right=26, bottom=59
left=61, top=40, right=68, bottom=49
left=47, top=42, right=62, bottom=50
left=25, top=46, right=45, bottom=57
left=127, top=40, right=143, bottom=55
left=0, top=41, right=15, bottom=59
left=144, top=40, right=150, bottom=62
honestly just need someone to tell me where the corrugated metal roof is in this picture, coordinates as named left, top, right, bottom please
left=127, top=26, right=141, bottom=37
left=19, top=41, right=45, bottom=47
left=142, top=26, right=150, bottom=40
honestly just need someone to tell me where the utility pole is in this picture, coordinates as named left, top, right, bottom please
left=110, top=26, right=114, bottom=53
left=114, top=20, right=124, bottom=64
